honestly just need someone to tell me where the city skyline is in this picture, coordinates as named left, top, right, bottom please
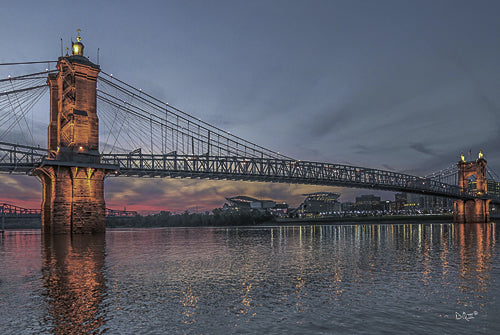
left=1, top=0, right=499, bottom=212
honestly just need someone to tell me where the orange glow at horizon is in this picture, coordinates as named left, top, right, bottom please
left=0, top=173, right=346, bottom=214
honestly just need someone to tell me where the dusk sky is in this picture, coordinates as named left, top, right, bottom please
left=1, top=0, right=500, bottom=213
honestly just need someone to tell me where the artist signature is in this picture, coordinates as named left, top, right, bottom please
left=455, top=311, right=478, bottom=321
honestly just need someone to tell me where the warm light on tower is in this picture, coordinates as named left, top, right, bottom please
left=34, top=30, right=109, bottom=234
left=72, top=29, right=84, bottom=56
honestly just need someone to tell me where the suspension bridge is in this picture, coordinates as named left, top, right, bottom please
left=0, top=32, right=498, bottom=232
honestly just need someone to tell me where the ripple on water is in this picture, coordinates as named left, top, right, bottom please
left=0, top=223, right=499, bottom=334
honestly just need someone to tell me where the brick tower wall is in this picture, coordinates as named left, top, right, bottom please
left=35, top=54, right=110, bottom=234
left=454, top=158, right=490, bottom=223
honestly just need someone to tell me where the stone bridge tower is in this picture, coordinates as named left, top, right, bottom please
left=453, top=152, right=491, bottom=223
left=34, top=32, right=114, bottom=234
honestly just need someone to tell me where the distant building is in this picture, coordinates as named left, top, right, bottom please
left=225, top=195, right=276, bottom=212
left=405, top=193, right=422, bottom=211
left=297, top=192, right=341, bottom=215
left=487, top=180, right=500, bottom=197
left=383, top=200, right=395, bottom=212
left=341, top=202, right=355, bottom=212
left=270, top=203, right=289, bottom=216
left=395, top=193, right=407, bottom=211
left=420, top=195, right=453, bottom=212
left=224, top=195, right=286, bottom=214
left=487, top=180, right=500, bottom=201
left=468, top=179, right=500, bottom=198
left=403, top=193, right=453, bottom=212
left=355, top=194, right=382, bottom=211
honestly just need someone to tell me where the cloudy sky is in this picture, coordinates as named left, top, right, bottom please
left=1, top=0, right=499, bottom=212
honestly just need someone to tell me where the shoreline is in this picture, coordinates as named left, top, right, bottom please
left=274, top=214, right=454, bottom=225
left=4, top=214, right=499, bottom=230
left=0, top=214, right=464, bottom=230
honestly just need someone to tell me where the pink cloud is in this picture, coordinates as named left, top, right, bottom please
left=1, top=173, right=394, bottom=214
left=0, top=174, right=41, bottom=209
left=104, top=177, right=343, bottom=214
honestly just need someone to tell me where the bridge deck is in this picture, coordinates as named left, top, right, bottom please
left=1, top=142, right=498, bottom=203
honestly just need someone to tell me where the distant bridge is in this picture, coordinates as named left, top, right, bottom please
left=0, top=202, right=40, bottom=217
left=0, top=202, right=136, bottom=218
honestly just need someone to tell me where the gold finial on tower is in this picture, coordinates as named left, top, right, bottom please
left=478, top=150, right=484, bottom=160
left=460, top=153, right=465, bottom=162
left=72, top=29, right=84, bottom=56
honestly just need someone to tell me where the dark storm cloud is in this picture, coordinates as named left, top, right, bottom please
left=308, top=107, right=355, bottom=138
left=409, top=143, right=438, bottom=157
left=0, top=125, right=46, bottom=147
left=353, top=144, right=372, bottom=156
left=381, top=164, right=396, bottom=172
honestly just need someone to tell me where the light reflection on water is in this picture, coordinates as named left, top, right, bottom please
left=0, top=223, right=498, bottom=334
left=41, top=234, right=107, bottom=334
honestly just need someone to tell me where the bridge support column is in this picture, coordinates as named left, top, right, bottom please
left=35, top=31, right=118, bottom=234
left=453, top=199, right=490, bottom=223
left=453, top=153, right=491, bottom=224
left=35, top=166, right=108, bottom=234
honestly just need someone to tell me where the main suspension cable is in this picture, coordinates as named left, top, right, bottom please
left=0, top=61, right=57, bottom=66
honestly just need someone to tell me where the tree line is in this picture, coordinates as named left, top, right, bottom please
left=106, top=209, right=275, bottom=228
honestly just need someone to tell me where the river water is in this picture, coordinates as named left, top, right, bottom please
left=0, top=223, right=498, bottom=334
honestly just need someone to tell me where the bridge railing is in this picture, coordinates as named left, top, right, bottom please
left=1, top=142, right=499, bottom=202
left=0, top=141, right=47, bottom=172
left=100, top=153, right=480, bottom=200
left=0, top=203, right=138, bottom=218
left=0, top=203, right=41, bottom=216
left=105, top=208, right=138, bottom=217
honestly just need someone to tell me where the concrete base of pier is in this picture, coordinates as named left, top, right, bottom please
left=34, top=165, right=107, bottom=234
left=453, top=199, right=491, bottom=224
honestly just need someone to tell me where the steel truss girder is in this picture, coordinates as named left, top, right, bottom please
left=100, top=153, right=500, bottom=202
left=0, top=141, right=47, bottom=173
left=0, top=142, right=499, bottom=203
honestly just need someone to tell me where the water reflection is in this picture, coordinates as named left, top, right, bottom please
left=42, top=234, right=107, bottom=334
left=180, top=283, right=199, bottom=324
left=455, top=223, right=496, bottom=309
left=36, top=224, right=497, bottom=334
left=3, top=223, right=498, bottom=334
left=263, top=224, right=497, bottom=314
